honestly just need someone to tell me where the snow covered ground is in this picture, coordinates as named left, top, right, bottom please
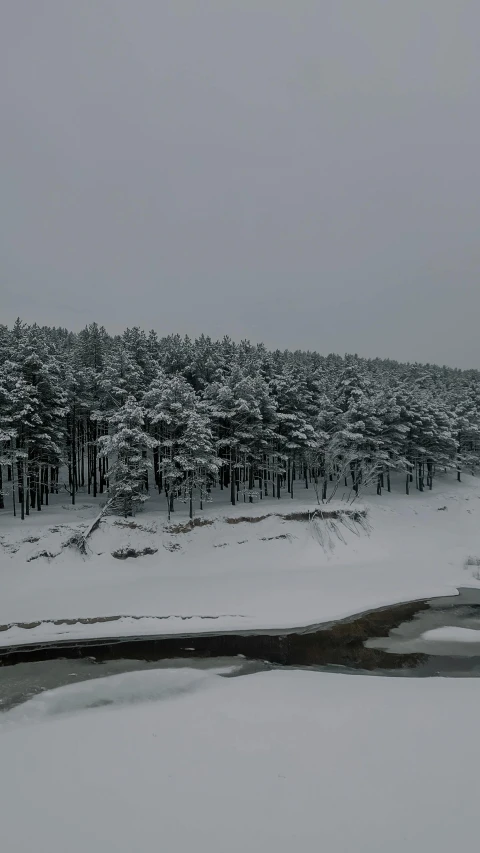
left=2, top=665, right=480, bottom=853
left=1, top=472, right=480, bottom=646
left=2, top=476, right=480, bottom=851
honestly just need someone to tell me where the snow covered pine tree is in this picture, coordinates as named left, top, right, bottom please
left=98, top=396, right=157, bottom=518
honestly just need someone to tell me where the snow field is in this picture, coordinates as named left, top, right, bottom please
left=2, top=667, right=480, bottom=853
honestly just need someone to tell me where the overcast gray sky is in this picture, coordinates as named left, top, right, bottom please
left=1, top=1, right=479, bottom=367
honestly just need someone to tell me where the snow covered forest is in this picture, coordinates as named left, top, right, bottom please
left=1, top=319, right=479, bottom=520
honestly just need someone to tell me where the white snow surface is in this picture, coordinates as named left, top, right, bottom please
left=3, top=667, right=235, bottom=722
left=421, top=626, right=480, bottom=643
left=1, top=473, right=480, bottom=645
left=2, top=666, right=480, bottom=853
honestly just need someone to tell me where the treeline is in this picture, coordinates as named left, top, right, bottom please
left=0, top=320, right=479, bottom=519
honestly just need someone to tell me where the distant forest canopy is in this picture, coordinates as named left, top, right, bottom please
left=1, top=320, right=479, bottom=519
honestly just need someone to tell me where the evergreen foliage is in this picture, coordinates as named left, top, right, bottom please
left=1, top=321, right=478, bottom=517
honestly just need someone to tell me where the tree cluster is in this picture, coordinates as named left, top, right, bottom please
left=1, top=320, right=479, bottom=519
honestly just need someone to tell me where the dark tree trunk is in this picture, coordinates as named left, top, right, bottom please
left=93, top=422, right=98, bottom=498
left=230, top=460, right=236, bottom=506
left=20, top=461, right=25, bottom=521
left=80, top=422, right=85, bottom=487
left=17, top=460, right=23, bottom=504
left=427, top=461, right=433, bottom=489
left=11, top=459, right=16, bottom=517
left=87, top=430, right=91, bottom=495
left=25, top=466, right=30, bottom=515
left=71, top=405, right=76, bottom=505
left=36, top=465, right=42, bottom=510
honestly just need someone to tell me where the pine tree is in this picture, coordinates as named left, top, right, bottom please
left=143, top=371, right=198, bottom=515
left=204, top=367, right=277, bottom=505
left=98, top=397, right=157, bottom=517
left=454, top=380, right=480, bottom=476
left=2, top=325, right=67, bottom=516
left=175, top=410, right=220, bottom=518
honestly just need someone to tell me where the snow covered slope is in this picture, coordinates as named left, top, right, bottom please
left=1, top=473, right=480, bottom=645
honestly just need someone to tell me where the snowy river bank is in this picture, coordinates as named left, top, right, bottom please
left=4, top=588, right=480, bottom=713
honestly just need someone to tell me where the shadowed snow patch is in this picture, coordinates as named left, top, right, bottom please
left=4, top=667, right=234, bottom=723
